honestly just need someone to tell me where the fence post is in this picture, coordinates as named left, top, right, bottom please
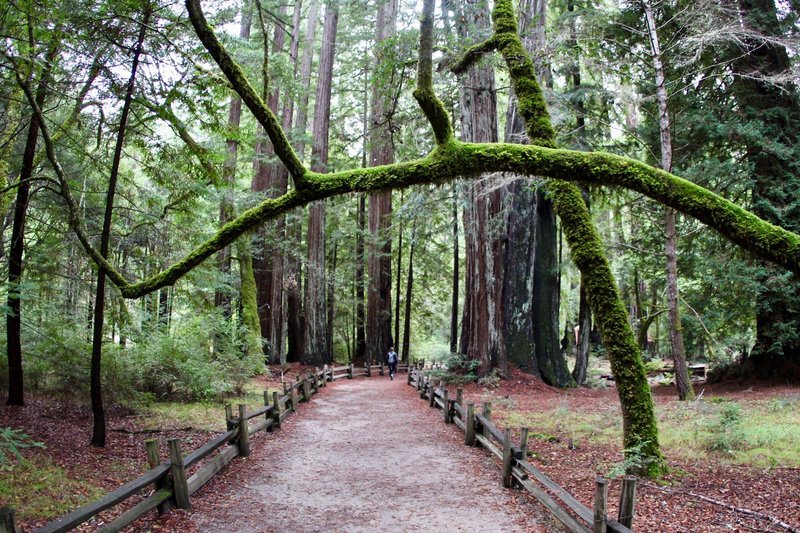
left=224, top=404, right=234, bottom=431
left=482, top=402, right=492, bottom=438
left=311, top=372, right=319, bottom=394
left=429, top=381, right=437, bottom=407
left=465, top=403, right=476, bottom=446
left=348, top=363, right=354, bottom=379
left=238, top=404, right=250, bottom=457
left=617, top=476, right=637, bottom=528
left=456, top=388, right=463, bottom=409
left=442, top=389, right=450, bottom=423
left=290, top=382, right=298, bottom=412
left=146, top=439, right=170, bottom=514
left=168, top=439, right=190, bottom=509
left=593, top=477, right=608, bottom=533
left=303, top=376, right=311, bottom=400
left=502, top=428, right=513, bottom=488
left=320, top=367, right=327, bottom=387
left=516, top=428, right=529, bottom=461
left=380, top=362, right=385, bottom=376
left=1, top=507, right=17, bottom=533
left=272, top=391, right=281, bottom=430
left=366, top=363, right=371, bottom=377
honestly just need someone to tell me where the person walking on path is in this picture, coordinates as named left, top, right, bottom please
left=387, top=347, right=398, bottom=380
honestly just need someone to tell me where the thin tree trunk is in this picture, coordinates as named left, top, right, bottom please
left=401, top=223, right=416, bottom=361
left=302, top=0, right=338, bottom=365
left=91, top=8, right=150, bottom=446
left=394, top=190, right=403, bottom=348
left=643, top=0, right=693, bottom=400
left=449, top=183, right=459, bottom=353
left=5, top=35, right=59, bottom=405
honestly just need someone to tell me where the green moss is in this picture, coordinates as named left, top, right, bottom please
left=237, top=238, right=263, bottom=357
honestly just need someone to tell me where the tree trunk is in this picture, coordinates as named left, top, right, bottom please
left=286, top=0, right=319, bottom=363
left=366, top=0, right=397, bottom=365
left=5, top=38, right=59, bottom=405
left=643, top=0, right=693, bottom=400
left=502, top=0, right=567, bottom=384
left=91, top=8, right=150, bottom=446
left=252, top=6, right=284, bottom=362
left=355, top=195, right=366, bottom=363
left=449, top=183, right=459, bottom=354
left=302, top=0, right=338, bottom=365
left=394, top=190, right=404, bottom=349
left=401, top=224, right=416, bottom=361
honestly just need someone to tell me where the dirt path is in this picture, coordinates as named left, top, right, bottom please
left=162, top=376, right=556, bottom=532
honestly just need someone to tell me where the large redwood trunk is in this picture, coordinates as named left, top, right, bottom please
left=458, top=0, right=505, bottom=378
left=502, top=0, right=570, bottom=386
left=366, top=0, right=397, bottom=364
left=302, top=1, right=338, bottom=365
left=286, top=0, right=319, bottom=363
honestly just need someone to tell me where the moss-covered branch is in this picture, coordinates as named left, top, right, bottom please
left=110, top=141, right=800, bottom=299
left=449, top=38, right=498, bottom=76
left=185, top=0, right=307, bottom=185
left=413, top=0, right=453, bottom=145
left=490, top=0, right=663, bottom=474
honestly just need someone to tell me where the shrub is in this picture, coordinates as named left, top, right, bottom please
left=0, top=428, right=45, bottom=471
left=706, top=402, right=746, bottom=455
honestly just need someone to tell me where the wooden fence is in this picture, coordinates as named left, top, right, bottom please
left=407, top=367, right=637, bottom=533
left=4, top=361, right=413, bottom=533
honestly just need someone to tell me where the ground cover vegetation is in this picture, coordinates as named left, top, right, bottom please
left=1, top=0, right=799, bottom=526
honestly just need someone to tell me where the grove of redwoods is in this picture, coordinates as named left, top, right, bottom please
left=1, top=0, right=798, bottom=476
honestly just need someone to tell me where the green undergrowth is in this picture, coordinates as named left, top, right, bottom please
left=0, top=455, right=105, bottom=522
left=495, top=392, right=800, bottom=469
left=137, top=382, right=283, bottom=433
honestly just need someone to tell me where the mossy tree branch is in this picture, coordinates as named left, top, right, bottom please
left=449, top=38, right=498, bottom=76
left=490, top=0, right=663, bottom=474
left=185, top=0, right=307, bottom=186
left=413, top=0, right=453, bottom=145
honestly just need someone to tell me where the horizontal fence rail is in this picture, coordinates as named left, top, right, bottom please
left=407, top=367, right=637, bottom=533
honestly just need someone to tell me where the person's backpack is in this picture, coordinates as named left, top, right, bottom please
left=387, top=351, right=397, bottom=364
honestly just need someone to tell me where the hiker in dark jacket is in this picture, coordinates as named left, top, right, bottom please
left=387, top=347, right=398, bottom=380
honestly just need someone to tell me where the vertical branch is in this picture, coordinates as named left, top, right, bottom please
left=414, top=0, right=453, bottom=145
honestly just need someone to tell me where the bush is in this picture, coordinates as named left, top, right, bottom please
left=706, top=402, right=746, bottom=455
left=0, top=428, right=45, bottom=471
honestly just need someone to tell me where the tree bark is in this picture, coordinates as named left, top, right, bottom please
left=5, top=35, right=60, bottom=406
left=401, top=223, right=416, bottom=361
left=643, top=0, right=693, bottom=400
left=302, top=0, right=338, bottom=365
left=502, top=0, right=568, bottom=385
left=366, top=0, right=397, bottom=364
left=286, top=0, right=319, bottom=363
left=449, top=183, right=459, bottom=354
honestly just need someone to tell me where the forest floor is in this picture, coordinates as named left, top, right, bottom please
left=1, top=365, right=799, bottom=532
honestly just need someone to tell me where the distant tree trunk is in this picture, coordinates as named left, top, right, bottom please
left=286, top=0, right=319, bottom=363
left=215, top=10, right=252, bottom=316
left=401, top=224, right=416, bottom=361
left=458, top=0, right=505, bottom=378
left=5, top=35, right=60, bottom=406
left=643, top=0, right=693, bottom=400
left=394, top=190, right=404, bottom=348
left=302, top=1, right=338, bottom=365
left=91, top=8, right=150, bottom=446
left=355, top=196, right=366, bottom=363
left=449, top=183, right=459, bottom=354
left=238, top=240, right=263, bottom=357
left=327, top=239, right=338, bottom=357
left=366, top=0, right=397, bottom=364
